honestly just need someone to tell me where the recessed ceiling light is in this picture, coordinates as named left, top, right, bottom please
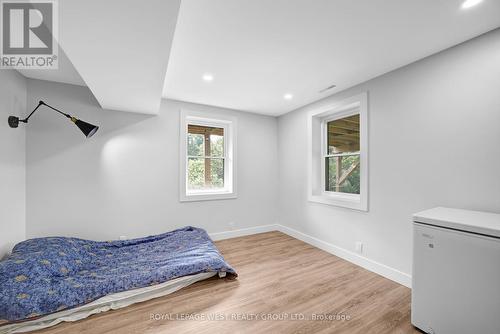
left=283, top=93, right=293, bottom=100
left=202, top=73, right=214, bottom=82
left=461, top=0, right=483, bottom=9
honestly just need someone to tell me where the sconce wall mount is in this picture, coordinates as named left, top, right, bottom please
left=8, top=100, right=99, bottom=138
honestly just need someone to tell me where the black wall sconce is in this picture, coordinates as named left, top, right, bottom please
left=8, top=100, right=99, bottom=138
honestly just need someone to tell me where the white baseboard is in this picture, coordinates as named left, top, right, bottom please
left=209, top=223, right=412, bottom=288
left=276, top=224, right=412, bottom=288
left=209, top=224, right=278, bottom=241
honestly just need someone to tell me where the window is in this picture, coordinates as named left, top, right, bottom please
left=308, top=93, right=368, bottom=211
left=180, top=110, right=237, bottom=201
left=324, top=114, right=360, bottom=194
left=187, top=124, right=225, bottom=190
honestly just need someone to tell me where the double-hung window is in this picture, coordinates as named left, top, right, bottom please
left=187, top=124, right=225, bottom=190
left=308, top=93, right=368, bottom=211
left=180, top=110, right=237, bottom=201
left=323, top=114, right=360, bottom=195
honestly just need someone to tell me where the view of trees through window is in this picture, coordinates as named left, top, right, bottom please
left=187, top=124, right=224, bottom=190
left=325, top=114, right=360, bottom=194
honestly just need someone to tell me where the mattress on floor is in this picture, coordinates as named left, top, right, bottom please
left=0, top=272, right=218, bottom=333
left=0, top=226, right=236, bottom=325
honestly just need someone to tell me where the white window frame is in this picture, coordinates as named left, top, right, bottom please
left=307, top=92, right=368, bottom=211
left=179, top=109, right=237, bottom=202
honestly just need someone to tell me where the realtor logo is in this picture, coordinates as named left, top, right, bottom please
left=1, top=0, right=58, bottom=69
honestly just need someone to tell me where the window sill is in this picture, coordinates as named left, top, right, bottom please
left=180, top=191, right=237, bottom=202
left=308, top=194, right=367, bottom=211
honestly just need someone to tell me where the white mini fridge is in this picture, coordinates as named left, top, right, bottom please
left=412, top=207, right=500, bottom=334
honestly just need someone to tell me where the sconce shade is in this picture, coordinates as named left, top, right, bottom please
left=74, top=119, right=99, bottom=138
left=8, top=100, right=99, bottom=139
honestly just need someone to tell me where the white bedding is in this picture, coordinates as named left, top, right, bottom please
left=0, top=272, right=218, bottom=333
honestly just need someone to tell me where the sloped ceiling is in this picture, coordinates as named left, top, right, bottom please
left=22, top=0, right=181, bottom=114
left=18, top=0, right=500, bottom=116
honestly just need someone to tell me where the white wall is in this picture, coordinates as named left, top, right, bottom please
left=19, top=28, right=500, bottom=287
left=0, top=70, right=26, bottom=258
left=26, top=80, right=278, bottom=240
left=278, top=29, right=500, bottom=279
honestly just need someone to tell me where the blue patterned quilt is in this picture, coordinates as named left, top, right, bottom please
left=0, top=226, right=236, bottom=322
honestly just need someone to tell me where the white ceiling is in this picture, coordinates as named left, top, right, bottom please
left=17, top=0, right=500, bottom=116
left=19, top=48, right=85, bottom=87
left=163, top=0, right=500, bottom=116
left=58, top=0, right=181, bottom=114
left=20, top=0, right=181, bottom=114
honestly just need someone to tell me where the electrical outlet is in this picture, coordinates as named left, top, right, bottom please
left=228, top=221, right=236, bottom=230
left=355, top=241, right=363, bottom=254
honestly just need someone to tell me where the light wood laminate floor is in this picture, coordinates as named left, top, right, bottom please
left=34, top=231, right=420, bottom=334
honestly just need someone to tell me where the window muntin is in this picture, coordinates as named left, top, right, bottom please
left=324, top=114, right=360, bottom=194
left=308, top=92, right=368, bottom=211
left=187, top=125, right=225, bottom=190
left=180, top=111, right=236, bottom=202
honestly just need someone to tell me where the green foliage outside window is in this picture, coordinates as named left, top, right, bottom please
left=326, top=155, right=360, bottom=194
left=187, top=130, right=224, bottom=190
